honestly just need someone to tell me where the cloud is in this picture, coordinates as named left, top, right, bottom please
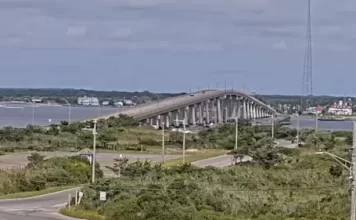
left=65, top=27, right=87, bottom=37
left=0, top=0, right=355, bottom=51
left=273, top=41, right=287, bottom=50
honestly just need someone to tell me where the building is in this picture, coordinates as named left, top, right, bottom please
left=123, top=99, right=135, bottom=106
left=77, top=96, right=99, bottom=106
left=327, top=100, right=353, bottom=115
left=102, top=101, right=110, bottom=106
left=31, top=97, right=42, bottom=103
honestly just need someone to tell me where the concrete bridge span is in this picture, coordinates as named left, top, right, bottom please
left=100, top=90, right=277, bottom=127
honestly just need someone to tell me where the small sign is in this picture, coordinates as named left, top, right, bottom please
left=99, top=191, right=107, bottom=201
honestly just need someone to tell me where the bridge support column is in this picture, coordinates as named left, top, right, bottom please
left=175, top=110, right=180, bottom=127
left=246, top=101, right=251, bottom=119
left=205, top=101, right=210, bottom=124
left=150, top=118, right=154, bottom=126
left=252, top=104, right=256, bottom=119
left=184, top=107, right=188, bottom=125
left=166, top=113, right=171, bottom=128
left=231, top=98, right=237, bottom=119
left=190, top=105, right=196, bottom=125
left=198, top=104, right=203, bottom=125
left=217, top=98, right=222, bottom=123
left=156, top=115, right=161, bottom=128
left=243, top=99, right=247, bottom=119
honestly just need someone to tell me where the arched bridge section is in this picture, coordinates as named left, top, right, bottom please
left=100, top=90, right=276, bottom=127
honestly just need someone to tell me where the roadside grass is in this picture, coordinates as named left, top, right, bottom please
left=163, top=150, right=228, bottom=167
left=0, top=185, right=76, bottom=199
left=60, top=207, right=105, bottom=220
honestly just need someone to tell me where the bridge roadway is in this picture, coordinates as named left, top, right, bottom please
left=96, top=89, right=276, bottom=121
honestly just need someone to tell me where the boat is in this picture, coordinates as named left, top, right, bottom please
left=318, top=116, right=346, bottom=121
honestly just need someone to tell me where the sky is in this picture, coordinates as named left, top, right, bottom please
left=0, top=0, right=355, bottom=96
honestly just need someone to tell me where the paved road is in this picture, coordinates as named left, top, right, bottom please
left=192, top=155, right=252, bottom=168
left=97, top=90, right=275, bottom=121
left=0, top=188, right=78, bottom=220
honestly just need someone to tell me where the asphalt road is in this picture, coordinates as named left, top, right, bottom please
left=0, top=188, right=78, bottom=220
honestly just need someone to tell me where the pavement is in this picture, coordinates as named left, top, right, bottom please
left=0, top=188, right=79, bottom=220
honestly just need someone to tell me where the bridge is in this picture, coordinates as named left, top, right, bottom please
left=100, top=89, right=277, bottom=127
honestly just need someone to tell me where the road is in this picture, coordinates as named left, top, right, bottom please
left=96, top=90, right=275, bottom=121
left=0, top=188, right=78, bottom=220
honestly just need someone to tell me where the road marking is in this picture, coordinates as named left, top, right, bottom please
left=52, top=203, right=67, bottom=208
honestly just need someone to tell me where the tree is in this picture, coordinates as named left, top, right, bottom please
left=26, top=153, right=45, bottom=169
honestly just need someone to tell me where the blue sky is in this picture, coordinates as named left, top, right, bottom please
left=0, top=0, right=355, bottom=95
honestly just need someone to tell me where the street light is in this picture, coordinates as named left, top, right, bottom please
left=315, top=121, right=356, bottom=220
left=61, top=98, right=71, bottom=124
left=174, top=118, right=186, bottom=164
left=296, top=112, right=300, bottom=147
left=315, top=111, right=319, bottom=133
left=91, top=120, right=97, bottom=183
left=161, top=120, right=165, bottom=164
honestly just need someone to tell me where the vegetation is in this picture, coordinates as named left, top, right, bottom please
left=57, top=119, right=354, bottom=220
left=64, top=153, right=349, bottom=220
left=0, top=153, right=102, bottom=196
left=0, top=88, right=182, bottom=104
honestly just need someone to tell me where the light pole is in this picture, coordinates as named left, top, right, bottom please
left=161, top=120, right=165, bottom=164
left=62, top=98, right=71, bottom=124
left=315, top=111, right=319, bottom=133
left=174, top=118, right=186, bottom=164
left=296, top=112, right=300, bottom=147
left=316, top=121, right=356, bottom=220
left=91, top=120, right=97, bottom=183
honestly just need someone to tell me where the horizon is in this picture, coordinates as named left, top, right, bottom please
left=0, top=87, right=354, bottom=98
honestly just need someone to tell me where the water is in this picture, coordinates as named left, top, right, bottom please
left=290, top=115, right=354, bottom=131
left=0, top=103, right=121, bottom=128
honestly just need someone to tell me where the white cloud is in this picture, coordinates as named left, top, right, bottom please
left=65, top=27, right=87, bottom=37
left=0, top=0, right=355, bottom=51
left=273, top=40, right=287, bottom=49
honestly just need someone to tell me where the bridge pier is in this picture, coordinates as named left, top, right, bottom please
left=198, top=104, right=203, bottom=124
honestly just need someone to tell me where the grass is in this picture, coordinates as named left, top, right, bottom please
left=163, top=150, right=228, bottom=167
left=60, top=207, right=105, bottom=220
left=0, top=185, right=76, bottom=199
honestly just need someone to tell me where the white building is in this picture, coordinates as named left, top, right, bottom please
left=77, top=96, right=99, bottom=106
left=328, top=100, right=353, bottom=115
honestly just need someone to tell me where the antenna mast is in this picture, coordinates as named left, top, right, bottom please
left=301, top=0, right=313, bottom=111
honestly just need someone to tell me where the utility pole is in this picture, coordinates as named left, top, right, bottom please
left=351, top=121, right=356, bottom=220
left=91, top=120, right=97, bottom=183
left=161, top=121, right=165, bottom=163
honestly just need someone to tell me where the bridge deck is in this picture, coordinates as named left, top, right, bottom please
left=96, top=90, right=275, bottom=121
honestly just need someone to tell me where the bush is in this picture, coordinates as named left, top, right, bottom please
left=138, top=138, right=159, bottom=146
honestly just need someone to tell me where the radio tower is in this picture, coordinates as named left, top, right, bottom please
left=301, top=0, right=313, bottom=111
